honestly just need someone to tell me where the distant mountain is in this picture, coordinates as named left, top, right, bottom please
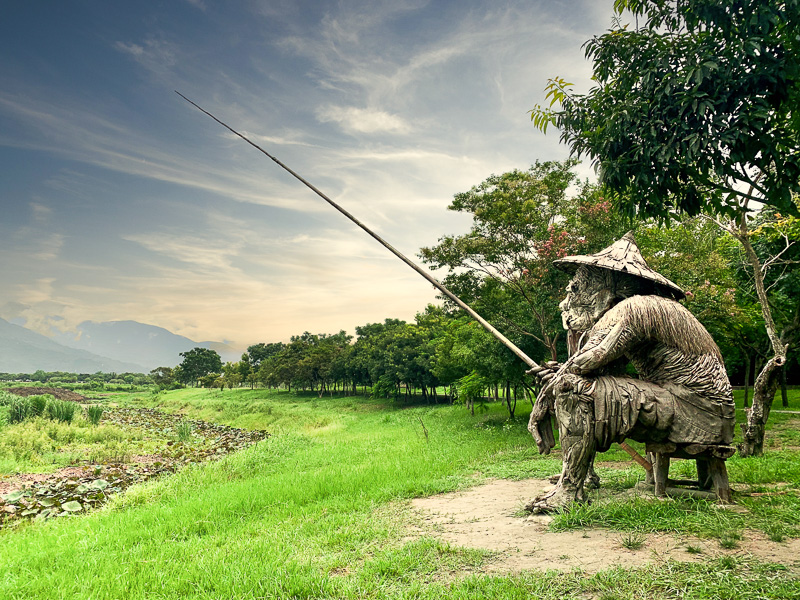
left=51, top=320, right=242, bottom=372
left=0, top=318, right=146, bottom=374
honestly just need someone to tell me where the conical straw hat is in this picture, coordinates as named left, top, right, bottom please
left=553, top=231, right=685, bottom=300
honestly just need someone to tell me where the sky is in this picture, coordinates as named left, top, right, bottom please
left=0, top=0, right=613, bottom=350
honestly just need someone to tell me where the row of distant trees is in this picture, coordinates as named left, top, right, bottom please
left=159, top=311, right=531, bottom=417
left=0, top=370, right=152, bottom=389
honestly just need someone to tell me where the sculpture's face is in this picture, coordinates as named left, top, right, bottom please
left=558, top=266, right=615, bottom=332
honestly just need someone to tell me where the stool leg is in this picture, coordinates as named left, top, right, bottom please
left=654, top=453, right=670, bottom=497
left=644, top=452, right=656, bottom=485
left=708, top=458, right=732, bottom=502
left=696, top=458, right=712, bottom=490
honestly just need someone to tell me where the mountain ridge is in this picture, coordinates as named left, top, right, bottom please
left=0, top=318, right=243, bottom=374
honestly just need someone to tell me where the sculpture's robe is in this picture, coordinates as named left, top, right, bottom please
left=556, top=295, right=735, bottom=451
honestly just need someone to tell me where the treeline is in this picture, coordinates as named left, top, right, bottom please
left=0, top=370, right=151, bottom=389
left=160, top=309, right=533, bottom=417
left=7, top=161, right=795, bottom=414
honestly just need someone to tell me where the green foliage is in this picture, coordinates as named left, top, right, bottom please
left=85, top=405, right=103, bottom=426
left=27, top=395, right=48, bottom=418
left=45, top=398, right=77, bottom=423
left=149, top=366, right=176, bottom=388
left=453, top=371, right=488, bottom=414
left=619, top=531, right=646, bottom=550
left=246, top=342, right=285, bottom=368
left=0, top=417, right=135, bottom=469
left=0, top=388, right=798, bottom=599
left=176, top=420, right=193, bottom=442
left=420, top=160, right=629, bottom=364
left=7, top=397, right=30, bottom=424
left=532, top=0, right=800, bottom=219
left=177, top=347, right=223, bottom=385
left=0, top=390, right=17, bottom=405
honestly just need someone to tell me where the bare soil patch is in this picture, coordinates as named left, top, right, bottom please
left=5, top=387, right=88, bottom=402
left=411, top=478, right=800, bottom=573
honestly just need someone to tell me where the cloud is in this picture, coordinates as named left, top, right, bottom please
left=30, top=202, right=52, bottom=222
left=0, top=92, right=330, bottom=213
left=32, top=233, right=64, bottom=261
left=113, top=37, right=178, bottom=74
left=122, top=232, right=245, bottom=272
left=315, top=105, right=411, bottom=134
left=114, top=42, right=144, bottom=57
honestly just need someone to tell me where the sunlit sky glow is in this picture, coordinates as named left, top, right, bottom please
left=1, top=0, right=611, bottom=349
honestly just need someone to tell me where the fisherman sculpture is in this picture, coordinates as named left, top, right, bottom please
left=526, top=232, right=736, bottom=512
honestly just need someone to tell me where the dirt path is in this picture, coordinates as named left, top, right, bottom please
left=411, top=478, right=800, bottom=573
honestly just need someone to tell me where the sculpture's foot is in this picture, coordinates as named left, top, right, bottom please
left=585, top=467, right=601, bottom=490
left=525, top=484, right=583, bottom=514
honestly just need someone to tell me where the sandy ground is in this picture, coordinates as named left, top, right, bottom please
left=411, top=478, right=800, bottom=573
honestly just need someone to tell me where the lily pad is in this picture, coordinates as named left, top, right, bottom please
left=61, top=501, right=83, bottom=513
left=2, top=491, right=25, bottom=504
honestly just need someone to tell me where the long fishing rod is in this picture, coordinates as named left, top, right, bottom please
left=176, top=91, right=543, bottom=372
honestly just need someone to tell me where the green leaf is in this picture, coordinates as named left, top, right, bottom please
left=61, top=501, right=83, bottom=513
left=2, top=491, right=25, bottom=503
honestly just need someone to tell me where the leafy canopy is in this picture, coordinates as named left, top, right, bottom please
left=531, top=0, right=800, bottom=219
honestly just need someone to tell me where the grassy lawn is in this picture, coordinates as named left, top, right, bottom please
left=0, top=387, right=798, bottom=599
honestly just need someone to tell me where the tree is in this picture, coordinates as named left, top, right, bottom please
left=177, top=347, right=223, bottom=386
left=247, top=342, right=285, bottom=368
left=150, top=366, right=176, bottom=389
left=532, top=0, right=800, bottom=219
left=222, top=362, right=244, bottom=389
left=530, top=0, right=800, bottom=455
left=420, top=160, right=628, bottom=362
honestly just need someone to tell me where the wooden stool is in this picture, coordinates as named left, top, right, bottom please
left=645, top=442, right=735, bottom=502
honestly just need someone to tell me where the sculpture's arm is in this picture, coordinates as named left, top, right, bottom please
left=566, top=320, right=631, bottom=375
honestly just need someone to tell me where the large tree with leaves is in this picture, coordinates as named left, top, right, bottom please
left=532, top=0, right=800, bottom=219
left=177, top=347, right=223, bottom=386
left=531, top=0, right=799, bottom=455
left=420, top=160, right=628, bottom=363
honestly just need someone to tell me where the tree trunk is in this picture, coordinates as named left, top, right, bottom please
left=743, top=354, right=751, bottom=408
left=739, top=359, right=783, bottom=457
left=733, top=216, right=788, bottom=457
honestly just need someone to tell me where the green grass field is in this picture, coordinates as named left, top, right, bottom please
left=0, top=387, right=798, bottom=599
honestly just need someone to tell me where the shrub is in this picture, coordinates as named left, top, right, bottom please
left=86, top=405, right=103, bottom=426
left=27, top=395, right=49, bottom=418
left=176, top=421, right=193, bottom=442
left=45, top=399, right=77, bottom=423
left=8, top=398, right=30, bottom=424
left=0, top=390, right=19, bottom=406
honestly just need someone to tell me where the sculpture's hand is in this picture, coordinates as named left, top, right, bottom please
left=528, top=398, right=555, bottom=454
left=527, top=370, right=560, bottom=454
left=526, top=360, right=561, bottom=384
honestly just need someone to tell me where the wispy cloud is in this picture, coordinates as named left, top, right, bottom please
left=0, top=92, right=329, bottom=213
left=30, top=202, right=52, bottom=222
left=315, top=105, right=411, bottom=134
